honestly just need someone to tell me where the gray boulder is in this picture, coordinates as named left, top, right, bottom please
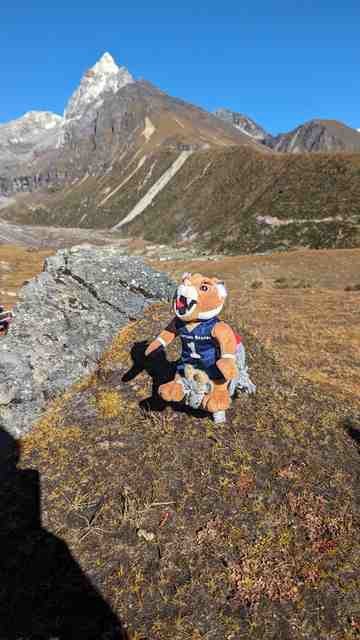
left=0, top=245, right=174, bottom=437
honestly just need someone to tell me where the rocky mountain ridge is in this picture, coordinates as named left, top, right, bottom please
left=0, top=111, right=63, bottom=177
left=0, top=53, right=256, bottom=185
left=2, top=53, right=360, bottom=193
left=0, top=53, right=136, bottom=182
left=1, top=54, right=360, bottom=255
left=268, top=119, right=360, bottom=153
left=0, top=53, right=259, bottom=202
left=214, top=108, right=268, bottom=142
left=215, top=110, right=360, bottom=153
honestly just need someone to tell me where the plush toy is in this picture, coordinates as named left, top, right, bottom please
left=145, top=273, right=255, bottom=422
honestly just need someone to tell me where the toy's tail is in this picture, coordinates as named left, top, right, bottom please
left=229, top=342, right=256, bottom=395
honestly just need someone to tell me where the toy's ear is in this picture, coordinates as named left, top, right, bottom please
left=214, top=279, right=227, bottom=299
left=182, top=272, right=192, bottom=285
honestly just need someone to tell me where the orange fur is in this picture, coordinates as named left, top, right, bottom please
left=145, top=273, right=238, bottom=414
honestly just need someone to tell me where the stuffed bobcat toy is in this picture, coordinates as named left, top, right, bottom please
left=145, top=273, right=255, bottom=422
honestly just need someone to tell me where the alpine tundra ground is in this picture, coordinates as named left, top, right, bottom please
left=1, top=245, right=360, bottom=639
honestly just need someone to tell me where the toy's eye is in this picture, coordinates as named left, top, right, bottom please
left=200, top=284, right=209, bottom=292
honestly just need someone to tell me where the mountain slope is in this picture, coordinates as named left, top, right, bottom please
left=124, top=147, right=360, bottom=252
left=0, top=53, right=262, bottom=195
left=54, top=79, right=261, bottom=173
left=268, top=119, right=360, bottom=153
left=1, top=54, right=360, bottom=254
left=0, top=55, right=267, bottom=232
left=0, top=77, right=264, bottom=226
left=3, top=146, right=360, bottom=254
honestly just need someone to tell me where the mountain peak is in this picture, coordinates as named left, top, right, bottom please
left=20, top=111, right=63, bottom=126
left=94, top=52, right=118, bottom=72
left=214, top=108, right=268, bottom=141
left=0, top=110, right=63, bottom=176
left=0, top=111, right=63, bottom=129
left=64, top=52, right=134, bottom=121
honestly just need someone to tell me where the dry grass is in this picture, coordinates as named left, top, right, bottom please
left=152, top=248, right=360, bottom=401
left=2, top=245, right=360, bottom=638
left=126, top=147, right=360, bottom=252
left=0, top=244, right=52, bottom=307
left=14, top=297, right=359, bottom=639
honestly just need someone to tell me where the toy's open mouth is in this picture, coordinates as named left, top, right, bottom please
left=174, top=295, right=197, bottom=317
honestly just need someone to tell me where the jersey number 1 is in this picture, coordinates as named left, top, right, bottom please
left=189, top=341, right=201, bottom=359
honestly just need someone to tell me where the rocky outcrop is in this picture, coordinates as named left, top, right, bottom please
left=0, top=171, right=64, bottom=196
left=0, top=246, right=174, bottom=437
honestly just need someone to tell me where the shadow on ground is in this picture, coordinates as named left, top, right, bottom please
left=122, top=340, right=208, bottom=419
left=343, top=414, right=360, bottom=448
left=0, top=427, right=127, bottom=639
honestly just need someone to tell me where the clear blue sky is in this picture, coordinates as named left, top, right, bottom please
left=1, top=1, right=359, bottom=134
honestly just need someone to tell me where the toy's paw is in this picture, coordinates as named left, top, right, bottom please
left=216, top=358, right=238, bottom=381
left=159, top=381, right=185, bottom=402
left=203, top=387, right=231, bottom=413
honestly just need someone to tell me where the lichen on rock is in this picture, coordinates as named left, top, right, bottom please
left=0, top=244, right=174, bottom=437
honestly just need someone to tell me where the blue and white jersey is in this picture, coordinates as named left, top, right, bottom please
left=175, top=317, right=223, bottom=379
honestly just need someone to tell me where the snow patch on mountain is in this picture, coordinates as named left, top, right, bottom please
left=64, top=52, right=134, bottom=122
left=0, top=111, right=63, bottom=140
left=143, top=117, right=156, bottom=142
left=0, top=111, right=64, bottom=175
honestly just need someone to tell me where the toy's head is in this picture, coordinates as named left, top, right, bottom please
left=173, top=273, right=227, bottom=322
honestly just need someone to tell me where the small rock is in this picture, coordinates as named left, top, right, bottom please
left=0, top=382, right=16, bottom=405
left=137, top=529, right=156, bottom=543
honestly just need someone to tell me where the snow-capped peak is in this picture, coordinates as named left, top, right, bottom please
left=22, top=111, right=64, bottom=132
left=93, top=52, right=119, bottom=73
left=64, top=52, right=134, bottom=121
left=0, top=111, right=63, bottom=131
left=0, top=110, right=63, bottom=171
